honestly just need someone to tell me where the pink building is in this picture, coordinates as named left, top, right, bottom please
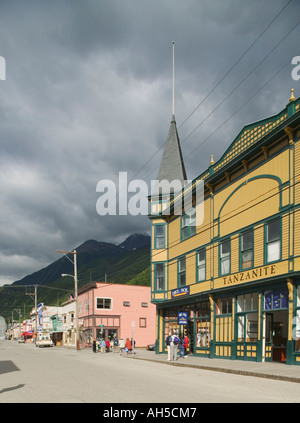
left=78, top=282, right=156, bottom=347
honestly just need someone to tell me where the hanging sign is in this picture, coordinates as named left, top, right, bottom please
left=178, top=311, right=188, bottom=325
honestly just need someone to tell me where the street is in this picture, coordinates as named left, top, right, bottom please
left=1, top=340, right=300, bottom=403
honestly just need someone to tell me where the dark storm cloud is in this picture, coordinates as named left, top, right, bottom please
left=0, top=0, right=299, bottom=284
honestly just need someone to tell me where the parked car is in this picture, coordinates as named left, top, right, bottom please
left=146, top=343, right=156, bottom=351
left=36, top=336, right=54, bottom=348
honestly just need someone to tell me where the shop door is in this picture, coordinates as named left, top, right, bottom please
left=265, top=313, right=273, bottom=362
left=188, top=320, right=194, bottom=354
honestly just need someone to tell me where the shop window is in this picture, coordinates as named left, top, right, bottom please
left=266, top=218, right=281, bottom=263
left=197, top=248, right=206, bottom=282
left=295, top=287, right=300, bottom=352
left=155, top=263, right=164, bottom=291
left=178, top=257, right=186, bottom=287
left=181, top=209, right=196, bottom=241
left=154, top=225, right=165, bottom=249
left=96, top=297, right=112, bottom=310
left=216, top=297, right=232, bottom=315
left=196, top=319, right=211, bottom=347
left=240, top=229, right=253, bottom=270
left=237, top=293, right=258, bottom=312
left=220, top=239, right=230, bottom=276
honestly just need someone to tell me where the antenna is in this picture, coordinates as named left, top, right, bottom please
left=172, top=41, right=175, bottom=117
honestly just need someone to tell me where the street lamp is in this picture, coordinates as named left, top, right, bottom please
left=57, top=249, right=80, bottom=350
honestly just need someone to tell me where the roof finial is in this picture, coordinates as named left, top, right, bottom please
left=210, top=155, right=214, bottom=165
left=290, top=88, right=295, bottom=102
left=172, top=41, right=175, bottom=119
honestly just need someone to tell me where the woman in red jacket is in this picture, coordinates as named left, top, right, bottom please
left=125, top=338, right=132, bottom=354
left=184, top=335, right=189, bottom=357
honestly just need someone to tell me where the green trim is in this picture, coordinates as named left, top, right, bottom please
left=239, top=228, right=254, bottom=272
left=177, top=255, right=186, bottom=288
left=196, top=247, right=206, bottom=283
left=219, top=237, right=231, bottom=277
left=263, top=216, right=282, bottom=265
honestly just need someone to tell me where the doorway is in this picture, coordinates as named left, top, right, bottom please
left=263, top=310, right=288, bottom=363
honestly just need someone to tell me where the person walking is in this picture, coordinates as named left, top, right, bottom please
left=184, top=334, right=189, bottom=357
left=92, top=337, right=96, bottom=353
left=105, top=338, right=110, bottom=353
left=179, top=336, right=185, bottom=359
left=125, top=337, right=132, bottom=354
left=113, top=337, right=119, bottom=353
left=119, top=337, right=125, bottom=356
left=170, top=333, right=180, bottom=361
left=100, top=338, right=106, bottom=353
left=165, top=332, right=172, bottom=361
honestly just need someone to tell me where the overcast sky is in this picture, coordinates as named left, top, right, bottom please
left=0, top=0, right=299, bottom=285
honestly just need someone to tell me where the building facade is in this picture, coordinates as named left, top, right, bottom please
left=78, top=282, right=156, bottom=347
left=149, top=91, right=300, bottom=365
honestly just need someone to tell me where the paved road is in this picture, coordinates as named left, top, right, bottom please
left=1, top=341, right=300, bottom=403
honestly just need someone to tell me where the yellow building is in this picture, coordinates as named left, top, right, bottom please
left=149, top=90, right=300, bottom=365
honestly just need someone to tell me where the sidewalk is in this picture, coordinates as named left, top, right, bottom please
left=125, top=349, right=300, bottom=384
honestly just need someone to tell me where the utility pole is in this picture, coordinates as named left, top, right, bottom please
left=57, top=249, right=80, bottom=350
left=25, top=285, right=38, bottom=342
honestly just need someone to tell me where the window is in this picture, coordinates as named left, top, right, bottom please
left=139, top=318, right=147, bottom=328
left=296, top=286, right=300, bottom=352
left=141, top=302, right=148, bottom=307
left=154, top=225, right=165, bottom=249
left=96, top=298, right=112, bottom=309
left=123, top=301, right=130, bottom=307
left=155, top=263, right=164, bottom=291
left=216, top=297, right=232, bottom=314
left=85, top=299, right=89, bottom=311
left=266, top=218, right=281, bottom=263
left=237, top=293, right=258, bottom=313
left=220, top=239, right=230, bottom=275
left=197, top=248, right=206, bottom=282
left=181, top=209, right=196, bottom=240
left=178, top=257, right=186, bottom=287
left=240, top=229, right=253, bottom=270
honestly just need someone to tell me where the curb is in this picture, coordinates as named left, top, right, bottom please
left=127, top=355, right=300, bottom=384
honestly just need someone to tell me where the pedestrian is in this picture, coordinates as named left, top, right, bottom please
left=165, top=332, right=172, bottom=361
left=113, top=337, right=119, bottom=353
left=119, top=337, right=125, bottom=356
left=92, top=337, right=96, bottom=353
left=125, top=337, right=132, bottom=354
left=100, top=338, right=106, bottom=353
left=131, top=338, right=136, bottom=354
left=105, top=338, right=110, bottom=353
left=184, top=334, right=189, bottom=357
left=170, top=333, right=180, bottom=361
left=179, top=336, right=185, bottom=358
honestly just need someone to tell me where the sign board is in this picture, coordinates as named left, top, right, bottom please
left=178, top=311, right=188, bottom=325
left=171, top=286, right=190, bottom=298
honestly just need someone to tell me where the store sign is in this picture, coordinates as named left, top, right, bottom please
left=171, top=286, right=190, bottom=298
left=178, top=312, right=188, bottom=325
left=223, top=264, right=276, bottom=286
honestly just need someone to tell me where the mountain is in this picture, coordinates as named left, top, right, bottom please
left=0, top=233, right=151, bottom=321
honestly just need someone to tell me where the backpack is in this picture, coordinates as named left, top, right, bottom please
left=114, top=339, right=118, bottom=346
left=173, top=336, right=180, bottom=345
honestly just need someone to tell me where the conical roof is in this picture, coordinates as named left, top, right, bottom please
left=156, top=115, right=187, bottom=195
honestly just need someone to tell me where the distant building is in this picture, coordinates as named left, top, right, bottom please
left=149, top=91, right=300, bottom=365
left=78, top=283, right=156, bottom=347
